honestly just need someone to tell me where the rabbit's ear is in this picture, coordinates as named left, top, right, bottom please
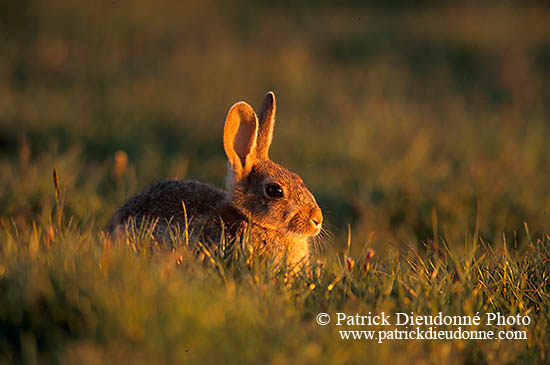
left=224, top=101, right=259, bottom=180
left=256, top=91, right=276, bottom=160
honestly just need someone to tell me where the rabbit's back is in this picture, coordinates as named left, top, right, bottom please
left=106, top=179, right=229, bottom=235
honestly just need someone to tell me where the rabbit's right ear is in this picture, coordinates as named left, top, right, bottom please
left=224, top=101, right=259, bottom=181
left=256, top=91, right=276, bottom=160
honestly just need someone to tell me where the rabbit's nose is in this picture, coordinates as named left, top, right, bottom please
left=310, top=207, right=323, bottom=230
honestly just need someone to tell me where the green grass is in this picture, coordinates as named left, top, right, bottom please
left=1, top=0, right=550, bottom=363
left=0, top=203, right=549, bottom=363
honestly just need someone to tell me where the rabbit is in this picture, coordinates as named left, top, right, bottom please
left=106, top=91, right=323, bottom=268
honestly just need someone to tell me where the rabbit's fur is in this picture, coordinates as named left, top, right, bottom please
left=106, top=92, right=323, bottom=267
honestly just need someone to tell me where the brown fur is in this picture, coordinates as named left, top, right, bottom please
left=106, top=91, right=323, bottom=267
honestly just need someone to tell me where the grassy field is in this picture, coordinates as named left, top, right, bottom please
left=1, top=0, right=550, bottom=363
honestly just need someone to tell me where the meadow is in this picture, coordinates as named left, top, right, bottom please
left=1, top=1, right=549, bottom=363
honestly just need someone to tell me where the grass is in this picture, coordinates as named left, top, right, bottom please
left=1, top=0, right=550, bottom=363
left=0, top=198, right=549, bottom=363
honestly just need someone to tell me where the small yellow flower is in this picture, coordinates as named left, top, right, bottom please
left=366, top=248, right=375, bottom=261
left=346, top=257, right=355, bottom=271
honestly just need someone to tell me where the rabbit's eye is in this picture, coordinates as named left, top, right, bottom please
left=264, top=183, right=284, bottom=198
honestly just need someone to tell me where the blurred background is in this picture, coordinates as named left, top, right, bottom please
left=1, top=0, right=549, bottom=252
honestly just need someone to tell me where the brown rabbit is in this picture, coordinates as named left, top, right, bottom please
left=106, top=92, right=323, bottom=267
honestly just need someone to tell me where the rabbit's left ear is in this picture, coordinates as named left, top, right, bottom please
left=256, top=91, right=276, bottom=160
left=224, top=101, right=259, bottom=181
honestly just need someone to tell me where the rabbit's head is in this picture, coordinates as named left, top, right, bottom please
left=223, top=92, right=323, bottom=242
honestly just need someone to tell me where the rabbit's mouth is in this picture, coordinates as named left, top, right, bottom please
left=278, top=229, right=318, bottom=242
left=312, top=225, right=322, bottom=236
left=285, top=213, right=323, bottom=239
left=253, top=220, right=318, bottom=241
left=247, top=209, right=322, bottom=240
